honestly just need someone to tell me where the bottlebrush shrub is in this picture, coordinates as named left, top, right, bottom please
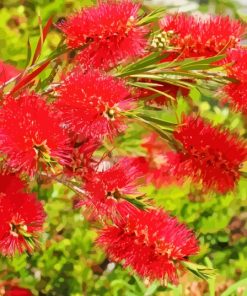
left=1, top=0, right=247, bottom=289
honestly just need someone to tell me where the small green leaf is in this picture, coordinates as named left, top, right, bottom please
left=182, top=261, right=216, bottom=281
left=136, top=113, right=177, bottom=129
left=137, top=7, right=166, bottom=26
left=221, top=278, right=247, bottom=296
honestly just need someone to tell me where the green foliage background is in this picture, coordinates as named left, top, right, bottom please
left=0, top=0, right=247, bottom=295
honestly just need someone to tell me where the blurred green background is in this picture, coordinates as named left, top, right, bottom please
left=0, top=0, right=247, bottom=295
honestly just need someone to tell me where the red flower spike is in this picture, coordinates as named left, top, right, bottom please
left=58, top=0, right=148, bottom=70
left=223, top=82, right=247, bottom=115
left=174, top=116, right=247, bottom=193
left=97, top=208, right=199, bottom=285
left=55, top=67, right=133, bottom=140
left=0, top=174, right=45, bottom=256
left=224, top=48, right=247, bottom=81
left=0, top=93, right=71, bottom=176
left=160, top=14, right=245, bottom=58
left=80, top=158, right=144, bottom=218
left=222, top=48, right=247, bottom=115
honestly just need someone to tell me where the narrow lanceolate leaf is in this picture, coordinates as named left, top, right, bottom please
left=221, top=278, right=247, bottom=296
left=182, top=261, right=216, bottom=281
left=129, top=73, right=193, bottom=90
left=31, top=16, right=53, bottom=65
left=9, top=61, right=50, bottom=95
left=116, top=52, right=169, bottom=77
left=179, top=54, right=226, bottom=69
left=136, top=113, right=177, bottom=130
left=132, top=113, right=177, bottom=147
left=137, top=7, right=166, bottom=26
left=26, top=38, right=32, bottom=67
left=180, top=64, right=220, bottom=71
left=37, top=60, right=61, bottom=91
left=129, top=81, right=176, bottom=101
left=124, top=195, right=151, bottom=210
left=0, top=43, right=68, bottom=92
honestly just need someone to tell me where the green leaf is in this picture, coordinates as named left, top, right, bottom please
left=129, top=81, right=176, bottom=101
left=31, top=16, right=53, bottom=65
left=124, top=195, right=151, bottom=210
left=136, top=113, right=177, bottom=130
left=182, top=261, right=216, bottom=281
left=221, top=278, right=247, bottom=296
left=117, top=52, right=169, bottom=77
left=137, top=7, right=166, bottom=26
left=180, top=64, right=220, bottom=71
left=26, top=38, right=32, bottom=67
left=180, top=54, right=226, bottom=69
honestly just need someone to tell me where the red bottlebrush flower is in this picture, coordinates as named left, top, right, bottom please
left=80, top=158, right=144, bottom=218
left=174, top=116, right=247, bottom=193
left=160, top=14, right=245, bottom=58
left=97, top=208, right=199, bottom=284
left=224, top=48, right=247, bottom=81
left=58, top=0, right=148, bottom=70
left=5, top=286, right=32, bottom=296
left=0, top=174, right=45, bottom=256
left=221, top=48, right=247, bottom=115
left=55, top=67, right=133, bottom=140
left=0, top=60, right=20, bottom=86
left=223, top=82, right=247, bottom=115
left=0, top=93, right=71, bottom=176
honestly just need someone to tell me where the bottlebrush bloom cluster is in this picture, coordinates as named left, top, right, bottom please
left=173, top=116, right=247, bottom=193
left=97, top=208, right=199, bottom=284
left=78, top=158, right=144, bottom=218
left=58, top=0, right=148, bottom=70
left=55, top=67, right=133, bottom=140
left=222, top=48, right=247, bottom=115
left=160, top=14, right=245, bottom=58
left=0, top=174, right=45, bottom=256
left=0, top=93, right=71, bottom=176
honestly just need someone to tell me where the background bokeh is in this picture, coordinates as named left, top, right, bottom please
left=0, top=0, right=247, bottom=295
